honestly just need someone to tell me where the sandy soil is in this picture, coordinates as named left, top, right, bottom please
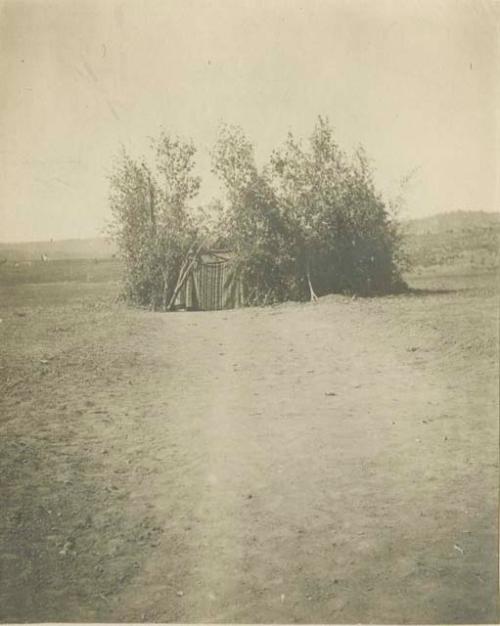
left=0, top=269, right=498, bottom=623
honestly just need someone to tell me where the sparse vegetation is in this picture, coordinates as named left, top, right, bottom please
left=0, top=259, right=498, bottom=622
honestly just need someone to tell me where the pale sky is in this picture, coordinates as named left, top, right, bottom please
left=0, top=0, right=498, bottom=242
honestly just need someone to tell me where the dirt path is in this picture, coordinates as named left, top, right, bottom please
left=0, top=275, right=498, bottom=623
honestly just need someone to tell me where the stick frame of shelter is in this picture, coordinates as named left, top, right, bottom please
left=167, top=239, right=207, bottom=311
left=306, top=262, right=319, bottom=303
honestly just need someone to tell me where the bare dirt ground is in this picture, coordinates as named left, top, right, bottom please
left=0, top=264, right=498, bottom=623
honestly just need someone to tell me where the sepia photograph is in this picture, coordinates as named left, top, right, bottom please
left=0, top=0, right=498, bottom=623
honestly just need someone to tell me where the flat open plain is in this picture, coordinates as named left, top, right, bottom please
left=0, top=260, right=498, bottom=623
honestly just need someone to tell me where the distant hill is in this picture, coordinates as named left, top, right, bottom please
left=0, top=237, right=118, bottom=261
left=402, top=211, right=500, bottom=269
left=403, top=210, right=500, bottom=236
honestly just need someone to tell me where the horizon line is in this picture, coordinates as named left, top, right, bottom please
left=1, top=208, right=498, bottom=246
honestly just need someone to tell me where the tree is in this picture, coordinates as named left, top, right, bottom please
left=211, top=124, right=294, bottom=305
left=269, top=116, right=406, bottom=298
left=269, top=118, right=344, bottom=300
left=109, top=132, right=201, bottom=309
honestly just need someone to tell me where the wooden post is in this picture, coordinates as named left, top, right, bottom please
left=306, top=261, right=319, bottom=303
left=167, top=239, right=206, bottom=311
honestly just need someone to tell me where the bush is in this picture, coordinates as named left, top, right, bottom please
left=109, top=134, right=201, bottom=309
left=110, top=119, right=407, bottom=309
left=213, top=117, right=407, bottom=303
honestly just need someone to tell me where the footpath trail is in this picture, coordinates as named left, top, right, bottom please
left=0, top=279, right=498, bottom=623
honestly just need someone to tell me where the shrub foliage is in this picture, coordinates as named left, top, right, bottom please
left=109, top=134, right=201, bottom=309
left=109, top=118, right=407, bottom=308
